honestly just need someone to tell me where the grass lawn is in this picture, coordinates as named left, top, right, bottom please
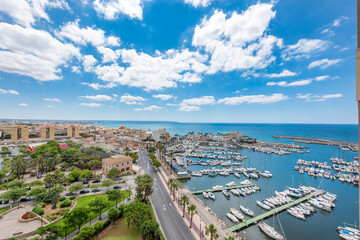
left=53, top=191, right=131, bottom=237
left=0, top=207, right=10, bottom=215
left=99, top=218, right=142, bottom=240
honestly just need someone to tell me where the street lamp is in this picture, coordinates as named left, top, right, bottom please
left=200, top=220, right=202, bottom=240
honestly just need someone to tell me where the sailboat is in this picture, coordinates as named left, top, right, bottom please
left=259, top=222, right=285, bottom=240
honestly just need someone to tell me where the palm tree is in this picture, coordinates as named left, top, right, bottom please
left=187, top=204, right=197, bottom=228
left=168, top=178, right=175, bottom=194
left=179, top=195, right=189, bottom=217
left=171, top=182, right=178, bottom=200
left=205, top=224, right=219, bottom=240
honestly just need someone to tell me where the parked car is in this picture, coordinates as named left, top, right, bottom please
left=0, top=200, right=2, bottom=204
left=19, top=197, right=27, bottom=202
left=113, top=185, right=121, bottom=189
left=25, top=186, right=31, bottom=190
left=82, top=181, right=89, bottom=184
left=3, top=199, right=9, bottom=204
left=45, top=185, right=54, bottom=188
left=92, top=180, right=100, bottom=183
left=65, top=191, right=76, bottom=196
left=91, top=188, right=101, bottom=193
left=79, top=189, right=90, bottom=194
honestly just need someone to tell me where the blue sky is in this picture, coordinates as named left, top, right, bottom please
left=0, top=0, right=356, bottom=124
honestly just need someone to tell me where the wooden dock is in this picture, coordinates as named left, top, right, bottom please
left=192, top=184, right=254, bottom=194
left=228, top=190, right=324, bottom=232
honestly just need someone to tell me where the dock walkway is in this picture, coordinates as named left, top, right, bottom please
left=228, top=190, right=324, bottom=232
left=192, top=184, right=254, bottom=194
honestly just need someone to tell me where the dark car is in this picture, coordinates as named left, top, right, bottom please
left=3, top=199, right=9, bottom=204
left=65, top=191, right=76, bottom=196
left=82, top=181, right=89, bottom=184
left=79, top=189, right=90, bottom=194
left=45, top=184, right=54, bottom=188
left=19, top=197, right=27, bottom=202
left=61, top=183, right=69, bottom=186
left=26, top=197, right=32, bottom=201
left=0, top=200, right=2, bottom=204
left=25, top=186, right=31, bottom=190
left=91, top=188, right=101, bottom=193
left=92, top=180, right=100, bottom=183
left=113, top=185, right=121, bottom=189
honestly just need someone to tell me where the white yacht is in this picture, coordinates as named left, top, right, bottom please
left=208, top=192, right=216, bottom=200
left=230, top=208, right=245, bottom=221
left=234, top=172, right=241, bottom=178
left=231, top=189, right=240, bottom=196
left=203, top=192, right=209, bottom=199
left=226, top=213, right=239, bottom=223
left=258, top=222, right=285, bottom=240
left=240, top=205, right=254, bottom=217
left=191, top=172, right=202, bottom=177
left=222, top=190, right=230, bottom=198
left=257, top=200, right=271, bottom=210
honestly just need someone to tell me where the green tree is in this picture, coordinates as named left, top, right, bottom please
left=93, top=221, right=103, bottom=238
left=64, top=207, right=89, bottom=233
left=153, top=160, right=161, bottom=169
left=101, top=179, right=114, bottom=191
left=107, top=207, right=120, bottom=227
left=167, top=178, right=178, bottom=200
left=80, top=169, right=93, bottom=180
left=135, top=174, right=153, bottom=203
left=36, top=223, right=61, bottom=240
left=106, top=189, right=123, bottom=208
left=179, top=195, right=189, bottom=218
left=205, top=224, right=219, bottom=240
left=107, top=168, right=121, bottom=179
left=44, top=170, right=66, bottom=209
left=89, top=196, right=108, bottom=220
left=123, top=202, right=152, bottom=229
left=11, top=155, right=27, bottom=179
left=78, top=225, right=95, bottom=240
left=1, top=188, right=26, bottom=203
left=140, top=220, right=161, bottom=240
left=187, top=204, right=197, bottom=229
left=69, top=182, right=84, bottom=194
left=224, top=237, right=235, bottom=240
left=147, top=147, right=156, bottom=153
left=68, top=168, right=82, bottom=181
left=88, top=160, right=101, bottom=176
left=0, top=170, right=6, bottom=182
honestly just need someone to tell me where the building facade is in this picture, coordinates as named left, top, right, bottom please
left=152, top=129, right=170, bottom=142
left=41, top=126, right=55, bottom=140
left=102, top=155, right=133, bottom=175
left=11, top=126, right=29, bottom=141
left=67, top=125, right=80, bottom=138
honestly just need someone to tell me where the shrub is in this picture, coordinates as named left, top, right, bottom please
left=37, top=202, right=45, bottom=208
left=94, top=221, right=104, bottom=234
left=69, top=196, right=76, bottom=200
left=78, top=225, right=95, bottom=240
left=21, top=211, right=36, bottom=220
left=60, top=200, right=71, bottom=208
left=32, top=206, right=44, bottom=216
left=59, top=197, right=66, bottom=202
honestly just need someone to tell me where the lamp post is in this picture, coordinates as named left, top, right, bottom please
left=199, top=220, right=202, bottom=240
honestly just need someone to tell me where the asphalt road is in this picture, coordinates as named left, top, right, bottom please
left=138, top=150, right=196, bottom=240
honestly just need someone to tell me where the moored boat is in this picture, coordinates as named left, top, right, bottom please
left=258, top=222, right=285, bottom=240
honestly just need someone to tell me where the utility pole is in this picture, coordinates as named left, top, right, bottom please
left=357, top=0, right=360, bottom=226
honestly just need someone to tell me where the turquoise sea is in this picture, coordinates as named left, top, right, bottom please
left=98, top=121, right=358, bottom=240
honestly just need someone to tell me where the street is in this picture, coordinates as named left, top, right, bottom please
left=138, top=150, right=196, bottom=240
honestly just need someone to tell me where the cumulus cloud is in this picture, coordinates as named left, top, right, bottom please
left=0, top=0, right=69, bottom=27
left=314, top=75, right=330, bottom=81
left=93, top=0, right=143, bottom=20
left=80, top=95, right=113, bottom=101
left=282, top=39, right=329, bottom=60
left=266, top=79, right=312, bottom=87
left=56, top=21, right=120, bottom=47
left=296, top=93, right=343, bottom=102
left=19, top=103, right=28, bottom=106
left=192, top=3, right=283, bottom=73
left=153, top=94, right=174, bottom=101
left=184, top=0, right=212, bottom=8
left=80, top=102, right=102, bottom=107
left=43, top=98, right=61, bottom=102
left=71, top=66, right=81, bottom=74
left=308, top=58, right=343, bottom=69
left=218, top=93, right=288, bottom=105
left=180, top=96, right=215, bottom=106
left=264, top=69, right=298, bottom=78
left=0, top=22, right=80, bottom=81
left=178, top=105, right=200, bottom=112
left=0, top=89, right=19, bottom=95
left=134, top=105, right=165, bottom=111
left=120, top=93, right=147, bottom=105
left=47, top=105, right=56, bottom=108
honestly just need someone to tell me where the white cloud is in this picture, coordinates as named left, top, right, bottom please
left=153, top=94, right=174, bottom=101
left=282, top=39, right=329, bottom=60
left=97, top=46, right=119, bottom=63
left=192, top=3, right=283, bottom=73
left=80, top=95, right=113, bottom=101
left=56, top=21, right=120, bottom=47
left=134, top=105, right=165, bottom=111
left=264, top=69, right=298, bottom=78
left=308, top=58, right=343, bottom=69
left=166, top=103, right=178, bottom=106
left=218, top=93, right=288, bottom=105
left=43, top=98, right=61, bottom=102
left=180, top=96, right=215, bottom=106
left=0, top=23, right=80, bottom=81
left=184, top=0, right=212, bottom=8
left=178, top=105, right=200, bottom=112
left=0, top=0, right=69, bottom=27
left=120, top=93, right=147, bottom=105
left=296, top=93, right=343, bottom=102
left=82, top=55, right=98, bottom=72
left=0, top=89, right=19, bottom=95
left=19, top=103, right=28, bottom=106
left=71, top=66, right=81, bottom=74
left=80, top=102, right=102, bottom=107
left=82, top=82, right=116, bottom=90
left=322, top=16, right=348, bottom=35
left=47, top=105, right=56, bottom=109
left=93, top=0, right=143, bottom=21
left=266, top=79, right=312, bottom=87
left=314, top=75, right=330, bottom=81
